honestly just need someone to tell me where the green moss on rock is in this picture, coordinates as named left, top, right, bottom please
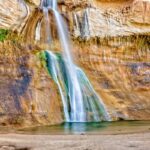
left=0, top=29, right=9, bottom=42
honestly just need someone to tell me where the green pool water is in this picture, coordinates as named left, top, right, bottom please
left=0, top=121, right=149, bottom=135
left=17, top=121, right=150, bottom=135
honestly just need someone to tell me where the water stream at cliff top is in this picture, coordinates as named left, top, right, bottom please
left=40, top=0, right=111, bottom=122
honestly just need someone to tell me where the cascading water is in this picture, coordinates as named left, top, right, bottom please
left=73, top=13, right=81, bottom=37
left=40, top=0, right=111, bottom=122
left=44, top=51, right=110, bottom=122
left=35, top=21, right=41, bottom=41
left=81, top=8, right=90, bottom=39
left=43, top=7, right=51, bottom=43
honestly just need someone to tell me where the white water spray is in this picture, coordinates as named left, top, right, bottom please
left=41, top=0, right=111, bottom=122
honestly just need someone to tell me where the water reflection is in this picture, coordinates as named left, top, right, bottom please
left=17, top=121, right=150, bottom=135
left=63, top=122, right=109, bottom=134
left=18, top=122, right=109, bottom=135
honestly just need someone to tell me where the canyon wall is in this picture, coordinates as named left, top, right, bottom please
left=0, top=41, right=63, bottom=126
left=0, top=0, right=150, bottom=126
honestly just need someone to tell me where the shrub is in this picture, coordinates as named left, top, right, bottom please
left=0, top=29, right=9, bottom=42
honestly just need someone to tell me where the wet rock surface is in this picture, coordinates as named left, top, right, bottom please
left=0, top=41, right=63, bottom=126
left=73, top=37, right=150, bottom=120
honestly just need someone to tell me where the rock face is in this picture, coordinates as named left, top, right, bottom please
left=28, top=0, right=40, bottom=6
left=73, top=36, right=150, bottom=120
left=21, top=0, right=150, bottom=42
left=0, top=0, right=150, bottom=36
left=0, top=42, right=63, bottom=126
left=0, top=0, right=150, bottom=126
left=0, top=0, right=30, bottom=33
left=70, top=0, right=150, bottom=38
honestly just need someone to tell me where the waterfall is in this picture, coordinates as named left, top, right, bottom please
left=43, top=7, right=51, bottom=43
left=44, top=51, right=111, bottom=122
left=52, top=6, right=86, bottom=122
left=40, top=0, right=111, bottom=122
left=81, top=8, right=90, bottom=39
left=73, top=13, right=81, bottom=37
left=46, top=51, right=70, bottom=121
left=35, top=21, right=41, bottom=41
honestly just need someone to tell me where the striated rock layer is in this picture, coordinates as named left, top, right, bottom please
left=70, top=0, right=150, bottom=38
left=21, top=0, right=150, bottom=43
left=0, top=0, right=150, bottom=36
left=0, top=0, right=30, bottom=33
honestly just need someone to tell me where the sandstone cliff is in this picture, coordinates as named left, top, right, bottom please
left=0, top=0, right=149, bottom=126
left=1, top=0, right=150, bottom=37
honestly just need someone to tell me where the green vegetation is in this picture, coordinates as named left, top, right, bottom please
left=38, top=51, right=47, bottom=68
left=0, top=28, right=23, bottom=43
left=0, top=29, right=9, bottom=42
